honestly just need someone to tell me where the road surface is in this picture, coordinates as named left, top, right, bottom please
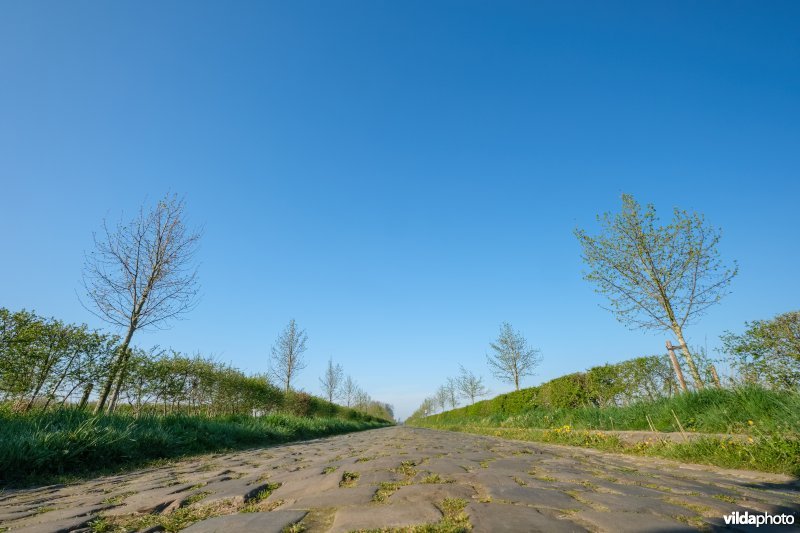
left=2, top=426, right=798, bottom=532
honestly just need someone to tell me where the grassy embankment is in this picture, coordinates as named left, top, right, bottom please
left=409, top=386, right=800, bottom=476
left=0, top=407, right=390, bottom=486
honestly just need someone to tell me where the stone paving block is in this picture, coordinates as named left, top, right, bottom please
left=286, top=485, right=377, bottom=508
left=573, top=510, right=696, bottom=532
left=576, top=491, right=694, bottom=516
left=389, top=482, right=475, bottom=505
left=466, top=502, right=587, bottom=532
left=486, top=484, right=587, bottom=511
left=330, top=501, right=442, bottom=532
left=202, top=478, right=278, bottom=506
left=181, top=510, right=307, bottom=533
left=9, top=504, right=109, bottom=531
left=103, top=482, right=197, bottom=516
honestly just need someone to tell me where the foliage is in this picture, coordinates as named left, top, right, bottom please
left=575, top=193, right=737, bottom=333
left=409, top=354, right=678, bottom=422
left=575, top=193, right=737, bottom=388
left=0, top=309, right=117, bottom=410
left=410, top=362, right=799, bottom=436
left=0, top=408, right=389, bottom=486
left=721, top=310, right=800, bottom=390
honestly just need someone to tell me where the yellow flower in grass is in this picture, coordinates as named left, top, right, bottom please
left=747, top=420, right=754, bottom=426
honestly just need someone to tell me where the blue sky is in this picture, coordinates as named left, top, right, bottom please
left=1, top=2, right=798, bottom=419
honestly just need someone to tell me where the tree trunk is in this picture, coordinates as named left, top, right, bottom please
left=79, top=383, right=93, bottom=409
left=107, top=349, right=132, bottom=413
left=672, top=326, right=704, bottom=390
left=95, top=326, right=136, bottom=413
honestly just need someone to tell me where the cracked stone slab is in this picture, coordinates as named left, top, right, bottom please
left=466, top=502, right=587, bottom=532
left=180, top=510, right=307, bottom=532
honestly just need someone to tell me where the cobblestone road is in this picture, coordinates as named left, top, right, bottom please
left=2, top=427, right=798, bottom=532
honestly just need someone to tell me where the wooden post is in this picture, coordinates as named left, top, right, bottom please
left=709, top=364, right=722, bottom=388
left=666, top=340, right=688, bottom=393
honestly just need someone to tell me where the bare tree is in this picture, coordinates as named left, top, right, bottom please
left=82, top=194, right=201, bottom=413
left=575, top=194, right=737, bottom=389
left=319, top=357, right=344, bottom=403
left=456, top=365, right=489, bottom=404
left=269, top=319, right=308, bottom=393
left=342, top=375, right=358, bottom=407
left=487, top=323, right=541, bottom=391
left=434, top=385, right=449, bottom=413
left=444, top=378, right=459, bottom=409
left=353, top=387, right=371, bottom=410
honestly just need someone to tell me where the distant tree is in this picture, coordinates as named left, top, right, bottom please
left=721, top=310, right=800, bottom=390
left=575, top=194, right=737, bottom=390
left=422, top=397, right=435, bottom=417
left=434, top=385, right=449, bottom=413
left=319, top=357, right=344, bottom=403
left=409, top=397, right=435, bottom=420
left=487, top=323, right=542, bottom=391
left=269, top=319, right=308, bottom=393
left=444, top=378, right=459, bottom=409
left=353, top=387, right=371, bottom=411
left=456, top=365, right=489, bottom=404
left=82, top=194, right=201, bottom=412
left=342, top=375, right=358, bottom=407
left=358, top=400, right=395, bottom=421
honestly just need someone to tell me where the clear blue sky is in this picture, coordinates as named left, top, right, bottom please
left=2, top=2, right=798, bottom=419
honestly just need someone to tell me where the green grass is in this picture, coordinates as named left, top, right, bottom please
left=0, top=407, right=389, bottom=486
left=339, top=471, right=360, bottom=487
left=415, top=386, right=800, bottom=435
left=408, top=386, right=800, bottom=476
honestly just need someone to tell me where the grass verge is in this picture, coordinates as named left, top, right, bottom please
left=408, top=386, right=800, bottom=476
left=414, top=386, right=800, bottom=435
left=0, top=408, right=390, bottom=487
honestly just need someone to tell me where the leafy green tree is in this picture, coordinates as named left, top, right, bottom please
left=722, top=310, right=800, bottom=389
left=487, top=323, right=542, bottom=391
left=0, top=308, right=44, bottom=403
left=0, top=308, right=116, bottom=410
left=575, top=194, right=737, bottom=389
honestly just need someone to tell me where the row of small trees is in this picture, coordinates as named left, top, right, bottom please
left=411, top=194, right=798, bottom=419
left=0, top=308, right=117, bottom=411
left=318, top=358, right=394, bottom=420
left=415, top=366, right=490, bottom=417
left=0, top=307, right=392, bottom=420
left=3, top=193, right=392, bottom=419
left=413, top=322, right=541, bottom=418
left=410, top=311, right=800, bottom=419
